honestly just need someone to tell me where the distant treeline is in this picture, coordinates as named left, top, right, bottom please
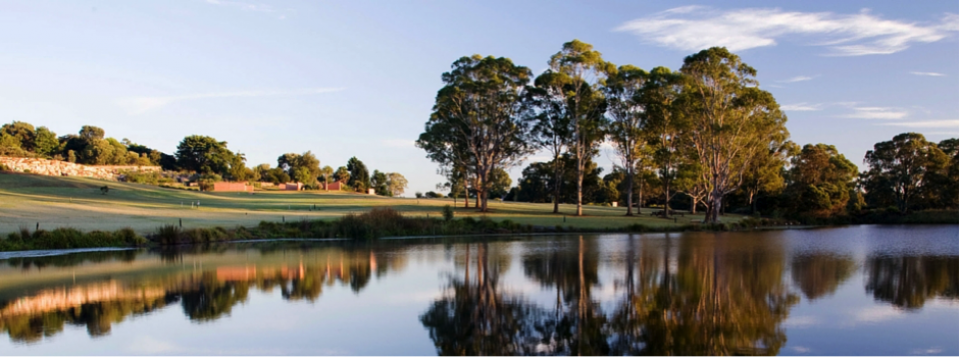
left=415, top=40, right=958, bottom=223
left=0, top=122, right=408, bottom=196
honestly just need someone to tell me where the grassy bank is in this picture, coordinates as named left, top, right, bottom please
left=0, top=172, right=741, bottom=235
left=2, top=207, right=790, bottom=252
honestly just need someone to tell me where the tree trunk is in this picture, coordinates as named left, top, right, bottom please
left=637, top=179, right=644, bottom=213
left=690, top=195, right=698, bottom=214
left=663, top=180, right=671, bottom=218
left=553, top=161, right=562, bottom=214
left=576, top=166, right=584, bottom=216
left=749, top=191, right=756, bottom=215
left=625, top=171, right=634, bottom=216
left=709, top=195, right=723, bottom=223
left=480, top=189, right=488, bottom=212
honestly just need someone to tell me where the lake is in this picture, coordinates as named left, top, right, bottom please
left=0, top=225, right=956, bottom=355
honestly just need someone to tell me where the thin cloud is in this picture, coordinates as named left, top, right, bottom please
left=841, top=106, right=908, bottom=119
left=781, top=103, right=822, bottom=111
left=780, top=75, right=814, bottom=83
left=615, top=7, right=958, bottom=56
left=909, top=71, right=945, bottom=77
left=119, top=87, right=344, bottom=114
left=881, top=119, right=959, bottom=128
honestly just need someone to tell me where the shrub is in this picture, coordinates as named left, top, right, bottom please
left=442, top=205, right=454, bottom=222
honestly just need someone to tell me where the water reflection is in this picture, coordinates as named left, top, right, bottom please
left=0, top=245, right=395, bottom=342
left=0, top=228, right=956, bottom=355
left=865, top=255, right=958, bottom=309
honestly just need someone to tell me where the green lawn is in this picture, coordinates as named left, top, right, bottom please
left=0, top=172, right=743, bottom=235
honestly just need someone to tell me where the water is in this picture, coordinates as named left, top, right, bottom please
left=0, top=225, right=956, bottom=355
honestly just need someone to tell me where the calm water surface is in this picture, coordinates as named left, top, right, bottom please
left=0, top=225, right=956, bottom=355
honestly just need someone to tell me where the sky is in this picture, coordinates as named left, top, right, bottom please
left=1, top=0, right=957, bottom=196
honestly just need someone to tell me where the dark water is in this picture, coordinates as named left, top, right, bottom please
left=0, top=225, right=956, bottom=355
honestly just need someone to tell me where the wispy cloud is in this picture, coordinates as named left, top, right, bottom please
left=841, top=106, right=908, bottom=119
left=781, top=103, right=822, bottom=111
left=910, top=71, right=945, bottom=77
left=780, top=75, right=814, bottom=83
left=615, top=7, right=958, bottom=56
left=853, top=306, right=904, bottom=323
left=881, top=119, right=959, bottom=128
left=119, top=87, right=344, bottom=114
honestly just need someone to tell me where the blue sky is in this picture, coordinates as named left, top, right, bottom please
left=1, top=1, right=956, bottom=196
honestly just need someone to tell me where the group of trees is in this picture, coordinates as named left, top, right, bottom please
left=418, top=41, right=789, bottom=222
left=0, top=121, right=408, bottom=196
left=1, top=121, right=174, bottom=167
left=418, top=40, right=957, bottom=222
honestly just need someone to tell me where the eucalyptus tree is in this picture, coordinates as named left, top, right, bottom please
left=536, top=40, right=614, bottom=216
left=863, top=133, right=948, bottom=213
left=603, top=65, right=648, bottom=216
left=642, top=67, right=686, bottom=217
left=741, top=139, right=796, bottom=214
left=679, top=47, right=788, bottom=223
left=346, top=157, right=370, bottom=192
left=417, top=55, right=534, bottom=212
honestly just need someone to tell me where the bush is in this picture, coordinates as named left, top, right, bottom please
left=442, top=205, right=454, bottom=222
left=120, top=170, right=161, bottom=185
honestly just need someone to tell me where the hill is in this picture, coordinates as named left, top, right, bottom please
left=0, top=172, right=741, bottom=235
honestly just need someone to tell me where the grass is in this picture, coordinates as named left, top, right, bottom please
left=0, top=172, right=746, bottom=237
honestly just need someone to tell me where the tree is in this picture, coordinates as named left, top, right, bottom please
left=784, top=144, right=858, bottom=218
left=79, top=125, right=105, bottom=141
left=335, top=166, right=350, bottom=184
left=33, top=126, right=60, bottom=158
left=346, top=157, right=370, bottom=192
left=226, top=152, right=248, bottom=181
left=418, top=55, right=534, bottom=212
left=387, top=172, right=408, bottom=197
left=320, top=165, right=334, bottom=190
left=679, top=47, right=788, bottom=223
left=603, top=65, right=648, bottom=215
left=936, top=138, right=958, bottom=208
left=487, top=168, right=512, bottom=199
left=372, top=170, right=389, bottom=195
left=175, top=135, right=234, bottom=175
left=535, top=40, right=614, bottom=216
left=278, top=151, right=321, bottom=186
left=863, top=133, right=950, bottom=213
left=1, top=121, right=37, bottom=151
left=741, top=140, right=796, bottom=215
left=643, top=67, right=687, bottom=217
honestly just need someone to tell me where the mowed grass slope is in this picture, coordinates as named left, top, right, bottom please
left=0, top=173, right=743, bottom=235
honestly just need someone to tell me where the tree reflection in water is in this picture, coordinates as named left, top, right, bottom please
left=790, top=254, right=857, bottom=300
left=423, top=234, right=800, bottom=355
left=0, top=248, right=386, bottom=343
left=865, top=255, right=958, bottom=309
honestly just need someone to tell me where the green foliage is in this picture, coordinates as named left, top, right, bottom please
left=346, top=157, right=370, bottom=192
left=784, top=144, right=858, bottom=219
left=120, top=170, right=161, bottom=185
left=442, top=205, right=454, bottom=221
left=176, top=135, right=234, bottom=175
left=0, top=227, right=146, bottom=251
left=418, top=54, right=534, bottom=212
left=278, top=151, right=321, bottom=185
left=862, top=133, right=953, bottom=213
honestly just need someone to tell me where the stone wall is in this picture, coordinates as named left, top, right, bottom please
left=0, top=156, right=161, bottom=181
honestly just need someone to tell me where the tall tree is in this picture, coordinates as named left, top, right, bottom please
left=386, top=172, right=408, bottom=197
left=371, top=170, right=389, bottom=195
left=741, top=140, right=796, bottom=215
left=643, top=67, right=687, bottom=217
left=603, top=65, right=648, bottom=215
left=537, top=40, right=614, bottom=216
left=863, top=133, right=949, bottom=213
left=679, top=47, right=788, bottom=223
left=487, top=168, right=512, bottom=199
left=320, top=165, right=334, bottom=190
left=33, top=126, right=60, bottom=158
left=334, top=166, right=350, bottom=184
left=175, top=135, right=234, bottom=175
left=936, top=138, right=958, bottom=209
left=784, top=144, right=858, bottom=218
left=346, top=157, right=370, bottom=192
left=418, top=55, right=533, bottom=212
